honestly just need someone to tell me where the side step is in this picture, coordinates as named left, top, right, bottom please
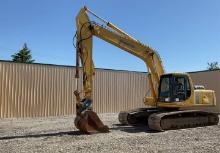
left=148, top=110, right=219, bottom=131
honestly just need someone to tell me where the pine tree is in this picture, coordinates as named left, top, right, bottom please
left=11, top=43, right=35, bottom=63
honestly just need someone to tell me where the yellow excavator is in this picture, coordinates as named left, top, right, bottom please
left=74, top=7, right=219, bottom=133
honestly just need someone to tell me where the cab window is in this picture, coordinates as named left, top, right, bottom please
left=158, top=75, right=191, bottom=102
left=173, top=76, right=191, bottom=101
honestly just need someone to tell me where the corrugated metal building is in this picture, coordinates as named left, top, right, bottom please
left=0, top=61, right=219, bottom=118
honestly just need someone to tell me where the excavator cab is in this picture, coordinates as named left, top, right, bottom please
left=158, top=74, right=191, bottom=102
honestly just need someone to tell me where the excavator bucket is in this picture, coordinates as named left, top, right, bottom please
left=73, top=95, right=109, bottom=134
left=74, top=110, right=109, bottom=134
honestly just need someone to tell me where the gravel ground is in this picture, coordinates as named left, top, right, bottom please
left=1, top=113, right=220, bottom=153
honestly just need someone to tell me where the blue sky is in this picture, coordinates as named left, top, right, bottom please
left=0, top=0, right=219, bottom=72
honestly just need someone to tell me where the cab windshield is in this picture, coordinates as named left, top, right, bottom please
left=158, top=75, right=191, bottom=102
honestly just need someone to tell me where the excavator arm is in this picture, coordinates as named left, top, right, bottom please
left=74, top=7, right=164, bottom=133
left=75, top=6, right=164, bottom=102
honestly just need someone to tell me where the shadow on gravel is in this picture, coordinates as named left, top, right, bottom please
left=111, top=124, right=158, bottom=133
left=0, top=131, right=85, bottom=140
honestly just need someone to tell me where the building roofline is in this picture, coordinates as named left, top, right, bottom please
left=187, top=69, right=220, bottom=73
left=0, top=60, right=146, bottom=74
left=0, top=60, right=219, bottom=74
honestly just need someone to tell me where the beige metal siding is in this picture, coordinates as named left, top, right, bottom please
left=0, top=61, right=147, bottom=118
left=93, top=69, right=147, bottom=113
left=0, top=62, right=75, bottom=118
left=0, top=61, right=219, bottom=118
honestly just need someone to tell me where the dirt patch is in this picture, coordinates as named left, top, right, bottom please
left=1, top=113, right=220, bottom=153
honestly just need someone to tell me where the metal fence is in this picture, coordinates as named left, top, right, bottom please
left=0, top=61, right=219, bottom=118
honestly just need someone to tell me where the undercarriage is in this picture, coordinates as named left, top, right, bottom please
left=118, top=108, right=219, bottom=131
